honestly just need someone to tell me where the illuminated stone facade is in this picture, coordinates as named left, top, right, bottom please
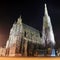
left=0, top=47, right=6, bottom=56
left=5, top=16, right=42, bottom=56
left=0, top=3, right=56, bottom=56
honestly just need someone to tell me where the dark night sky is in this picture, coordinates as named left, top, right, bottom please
left=0, top=0, right=60, bottom=48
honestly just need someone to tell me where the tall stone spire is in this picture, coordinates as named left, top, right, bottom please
left=42, top=3, right=55, bottom=47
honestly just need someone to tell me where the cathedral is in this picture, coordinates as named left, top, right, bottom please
left=6, top=16, right=42, bottom=56
left=0, top=4, right=56, bottom=56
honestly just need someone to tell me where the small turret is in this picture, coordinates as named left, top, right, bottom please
left=17, top=15, right=22, bottom=24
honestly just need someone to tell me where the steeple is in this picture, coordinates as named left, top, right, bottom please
left=42, top=3, right=55, bottom=47
left=44, top=3, right=48, bottom=16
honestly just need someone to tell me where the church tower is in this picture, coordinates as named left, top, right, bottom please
left=42, top=4, right=55, bottom=47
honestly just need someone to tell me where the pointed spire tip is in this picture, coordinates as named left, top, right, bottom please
left=45, top=3, right=46, bottom=7
left=44, top=3, right=48, bottom=16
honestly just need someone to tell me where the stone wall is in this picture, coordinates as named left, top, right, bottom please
left=0, top=47, right=6, bottom=56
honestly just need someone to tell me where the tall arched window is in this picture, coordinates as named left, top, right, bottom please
left=24, top=31, right=26, bottom=37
